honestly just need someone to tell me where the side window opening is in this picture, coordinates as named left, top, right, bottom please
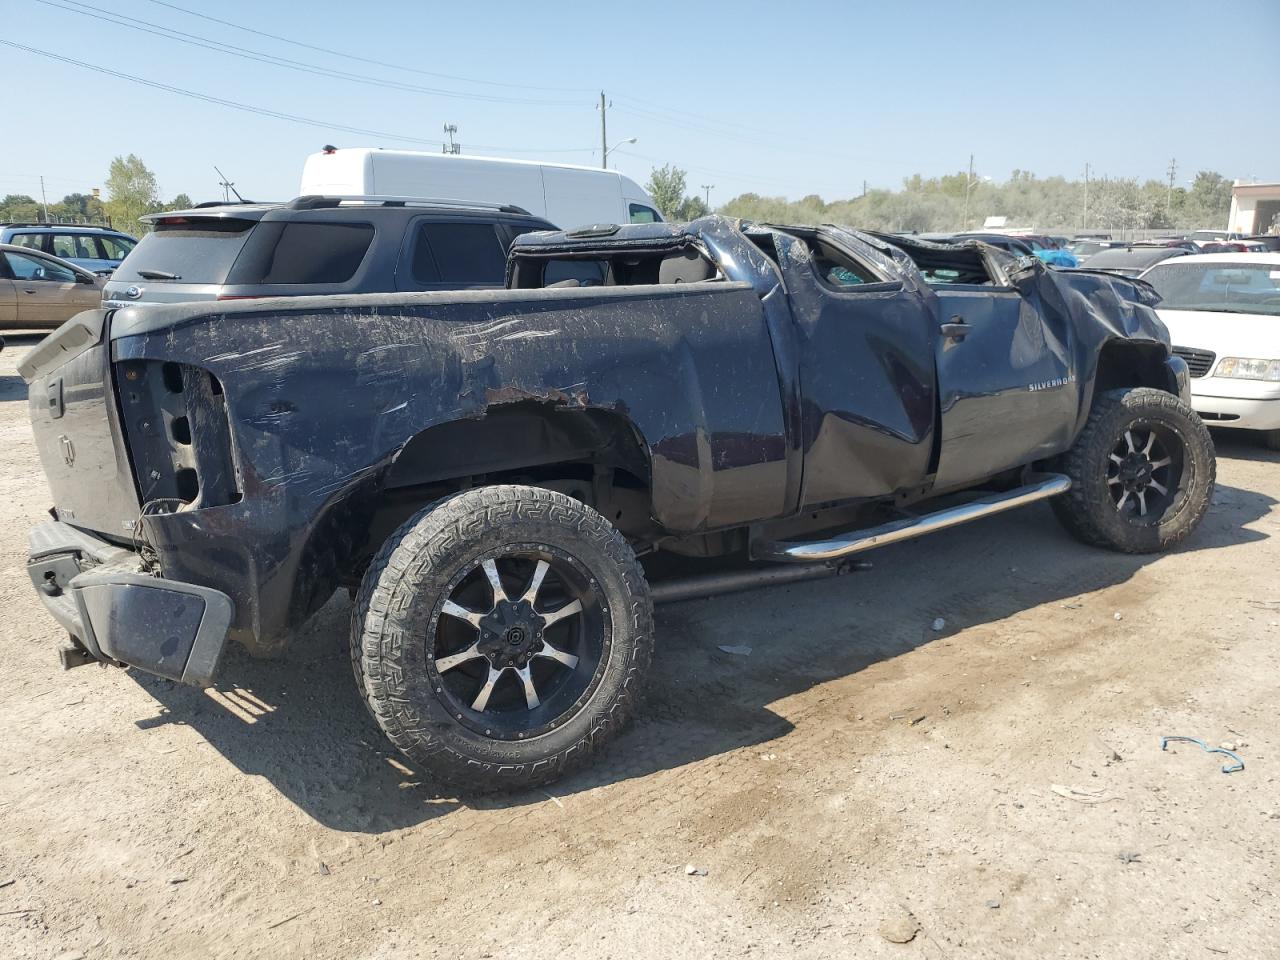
left=4, top=251, right=75, bottom=282
left=413, top=221, right=506, bottom=285
left=543, top=259, right=610, bottom=287
left=521, top=246, right=720, bottom=289
left=259, top=222, right=374, bottom=284
left=9, top=233, right=44, bottom=252
left=871, top=234, right=999, bottom=286
left=50, top=234, right=79, bottom=259
left=628, top=203, right=661, bottom=224
left=746, top=233, right=780, bottom=265
left=799, top=237, right=879, bottom=290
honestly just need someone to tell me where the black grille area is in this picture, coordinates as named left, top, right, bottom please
left=1172, top=346, right=1215, bottom=378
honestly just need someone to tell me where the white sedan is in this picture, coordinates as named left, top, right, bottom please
left=1140, top=253, right=1280, bottom=449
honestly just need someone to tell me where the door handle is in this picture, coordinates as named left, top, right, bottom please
left=23, top=289, right=37, bottom=295
left=939, top=316, right=969, bottom=339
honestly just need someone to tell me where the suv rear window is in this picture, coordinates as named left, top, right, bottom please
left=411, top=222, right=506, bottom=285
left=257, top=222, right=374, bottom=284
left=114, top=218, right=255, bottom=284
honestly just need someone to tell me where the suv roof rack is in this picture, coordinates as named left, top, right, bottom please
left=0, top=221, right=117, bottom=230
left=286, top=194, right=532, bottom=216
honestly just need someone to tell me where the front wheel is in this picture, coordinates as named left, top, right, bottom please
left=1052, top=387, right=1215, bottom=553
left=351, top=485, right=653, bottom=792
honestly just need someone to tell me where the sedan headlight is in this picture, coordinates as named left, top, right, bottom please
left=1215, top=357, right=1280, bottom=381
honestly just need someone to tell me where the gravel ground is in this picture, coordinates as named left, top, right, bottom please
left=1, top=331, right=1277, bottom=959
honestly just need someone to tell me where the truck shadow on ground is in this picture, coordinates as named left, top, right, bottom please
left=131, top=481, right=1276, bottom=833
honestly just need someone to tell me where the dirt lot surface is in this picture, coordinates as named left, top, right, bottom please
left=1, top=331, right=1278, bottom=960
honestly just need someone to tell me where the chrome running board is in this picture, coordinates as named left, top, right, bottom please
left=752, top=473, right=1072, bottom=564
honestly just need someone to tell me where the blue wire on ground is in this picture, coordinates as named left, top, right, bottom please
left=1160, top=736, right=1244, bottom=774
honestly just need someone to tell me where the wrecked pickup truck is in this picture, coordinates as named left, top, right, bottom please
left=21, top=215, right=1215, bottom=790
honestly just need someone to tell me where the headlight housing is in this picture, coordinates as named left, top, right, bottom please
left=1214, top=357, right=1280, bottom=381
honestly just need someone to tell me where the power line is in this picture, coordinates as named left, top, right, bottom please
left=31, top=0, right=584, bottom=107
left=610, top=98, right=864, bottom=165
left=141, top=0, right=594, bottom=94
left=1, top=40, right=594, bottom=156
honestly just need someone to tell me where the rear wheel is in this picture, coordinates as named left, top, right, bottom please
left=351, top=484, right=652, bottom=792
left=1053, top=387, right=1215, bottom=553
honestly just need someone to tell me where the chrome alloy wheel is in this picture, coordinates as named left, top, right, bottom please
left=427, top=546, right=607, bottom=740
left=1106, top=423, right=1184, bottom=522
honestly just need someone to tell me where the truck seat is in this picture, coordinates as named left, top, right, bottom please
left=659, top=249, right=716, bottom=284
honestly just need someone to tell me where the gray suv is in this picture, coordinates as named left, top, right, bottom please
left=103, top=196, right=555, bottom=308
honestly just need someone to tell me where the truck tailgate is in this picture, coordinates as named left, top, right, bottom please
left=22, top=310, right=141, bottom=537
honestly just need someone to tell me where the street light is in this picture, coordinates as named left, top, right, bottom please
left=603, top=136, right=637, bottom=167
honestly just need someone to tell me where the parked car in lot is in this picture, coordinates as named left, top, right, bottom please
left=103, top=196, right=555, bottom=308
left=1069, top=238, right=1126, bottom=263
left=1188, top=229, right=1243, bottom=247
left=0, top=243, right=104, bottom=329
left=1141, top=253, right=1280, bottom=448
left=1074, top=244, right=1191, bottom=277
left=1243, top=235, right=1280, bottom=252
left=1, top=223, right=137, bottom=275
left=20, top=217, right=1214, bottom=790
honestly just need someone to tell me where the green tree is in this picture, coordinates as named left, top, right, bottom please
left=675, top=196, right=709, bottom=220
left=166, top=193, right=194, bottom=211
left=105, top=154, right=162, bottom=236
left=0, top=194, right=41, bottom=222
left=645, top=164, right=689, bottom=220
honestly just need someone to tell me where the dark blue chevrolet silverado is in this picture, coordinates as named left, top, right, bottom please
left=19, top=216, right=1214, bottom=790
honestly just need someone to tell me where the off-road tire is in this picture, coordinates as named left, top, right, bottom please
left=1052, top=387, right=1215, bottom=553
left=350, top=484, right=653, bottom=792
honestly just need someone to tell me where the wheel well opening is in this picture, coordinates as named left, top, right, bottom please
left=1094, top=340, right=1172, bottom=395
left=351, top=405, right=656, bottom=584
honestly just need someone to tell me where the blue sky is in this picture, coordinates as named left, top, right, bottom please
left=4, top=0, right=1279, bottom=206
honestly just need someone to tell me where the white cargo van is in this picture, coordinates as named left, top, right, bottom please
left=300, top=148, right=662, bottom=230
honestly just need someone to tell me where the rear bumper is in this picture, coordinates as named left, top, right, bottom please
left=27, top=521, right=232, bottom=687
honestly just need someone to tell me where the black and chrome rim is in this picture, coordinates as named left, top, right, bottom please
left=1106, top=422, right=1185, bottom=524
left=426, top=544, right=608, bottom=740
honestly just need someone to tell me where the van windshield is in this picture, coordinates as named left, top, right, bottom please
left=113, top=218, right=255, bottom=284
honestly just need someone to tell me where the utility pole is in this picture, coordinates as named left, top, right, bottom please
left=701, top=184, right=714, bottom=208
left=962, top=154, right=975, bottom=230
left=39, top=175, right=49, bottom=222
left=442, top=124, right=459, bottom=155
left=1082, top=162, right=1090, bottom=229
left=216, top=167, right=232, bottom=202
left=1166, top=157, right=1177, bottom=219
left=598, top=91, right=608, bottom=169
left=213, top=166, right=244, bottom=203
